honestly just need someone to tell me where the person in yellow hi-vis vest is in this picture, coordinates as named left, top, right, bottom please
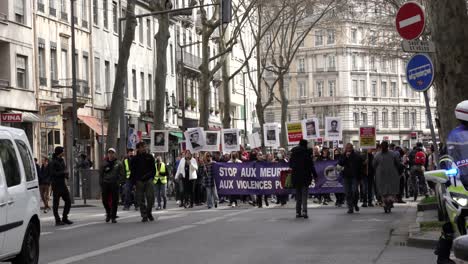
left=123, top=149, right=137, bottom=211
left=154, top=156, right=168, bottom=210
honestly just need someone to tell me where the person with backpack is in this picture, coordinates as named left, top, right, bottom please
left=408, top=142, right=428, bottom=201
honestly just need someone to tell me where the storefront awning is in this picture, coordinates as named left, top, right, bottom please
left=78, top=115, right=108, bottom=136
left=9, top=110, right=47, bottom=122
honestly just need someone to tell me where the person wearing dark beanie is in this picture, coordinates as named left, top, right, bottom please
left=50, top=146, right=73, bottom=226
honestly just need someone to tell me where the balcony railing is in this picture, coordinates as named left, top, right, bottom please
left=176, top=48, right=202, bottom=70
left=0, top=12, right=7, bottom=22
left=139, top=99, right=154, bottom=113
left=0, top=79, right=10, bottom=88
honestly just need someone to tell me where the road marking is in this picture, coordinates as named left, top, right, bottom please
left=41, top=232, right=53, bottom=236
left=352, top=218, right=388, bottom=222
left=399, top=14, right=421, bottom=28
left=48, top=209, right=250, bottom=264
left=58, top=222, right=102, bottom=230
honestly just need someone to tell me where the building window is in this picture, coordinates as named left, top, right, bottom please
left=390, top=59, right=396, bottom=73
left=373, top=110, right=378, bottom=127
left=16, top=56, right=27, bottom=89
left=148, top=74, right=152, bottom=100
left=381, top=58, right=387, bottom=72
left=381, top=81, right=387, bottom=97
left=297, top=32, right=305, bottom=47
left=411, top=111, right=417, bottom=128
left=352, top=80, right=358, bottom=97
left=370, top=30, right=376, bottom=45
left=73, top=0, right=77, bottom=24
left=371, top=81, right=377, bottom=97
left=390, top=82, right=397, bottom=97
left=316, top=81, right=324, bottom=97
left=426, top=111, right=430, bottom=129
left=352, top=54, right=357, bottom=70
left=315, top=30, right=323, bottom=46
left=392, top=111, right=398, bottom=128
left=38, top=42, right=46, bottom=85
left=94, top=57, right=100, bottom=92
left=104, top=61, right=110, bottom=95
left=83, top=55, right=89, bottom=95
left=82, top=0, right=88, bottom=26
left=49, top=0, right=56, bottom=16
left=15, top=0, right=25, bottom=23
left=140, top=72, right=145, bottom=100
left=170, top=44, right=174, bottom=74
left=298, top=58, right=305, bottom=72
left=353, top=112, right=360, bottom=127
left=112, top=2, right=117, bottom=33
left=103, top=0, right=108, bottom=29
left=382, top=111, right=389, bottom=128
left=351, top=28, right=357, bottom=43
left=361, top=112, right=368, bottom=125
left=328, top=54, right=335, bottom=70
left=132, top=69, right=137, bottom=99
left=93, top=0, right=98, bottom=25
left=327, top=30, right=335, bottom=44
left=61, top=49, right=68, bottom=80
left=139, top=17, right=143, bottom=44
left=298, top=83, right=306, bottom=98
left=360, top=80, right=366, bottom=97
left=147, top=19, right=152, bottom=47
left=328, top=80, right=335, bottom=97
left=60, top=0, right=67, bottom=21
left=50, top=46, right=58, bottom=83
left=370, top=56, right=376, bottom=71
left=403, top=111, right=410, bottom=128
left=38, top=0, right=45, bottom=12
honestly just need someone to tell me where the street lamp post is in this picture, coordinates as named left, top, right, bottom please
left=243, top=71, right=247, bottom=147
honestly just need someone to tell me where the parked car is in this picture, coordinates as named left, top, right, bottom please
left=425, top=155, right=468, bottom=236
left=0, top=126, right=41, bottom=263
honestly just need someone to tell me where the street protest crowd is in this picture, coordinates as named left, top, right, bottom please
left=36, top=138, right=439, bottom=225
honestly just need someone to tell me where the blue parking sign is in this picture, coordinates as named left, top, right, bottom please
left=406, top=54, right=434, bottom=92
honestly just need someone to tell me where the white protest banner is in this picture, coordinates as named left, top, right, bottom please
left=248, top=132, right=261, bottom=149
left=202, top=131, right=221, bottom=152
left=185, top=127, right=205, bottom=153
left=324, top=117, right=342, bottom=141
left=222, top=128, right=240, bottom=153
left=302, top=118, right=320, bottom=140
left=263, top=123, right=280, bottom=148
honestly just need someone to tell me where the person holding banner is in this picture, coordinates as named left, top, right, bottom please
left=228, top=152, right=242, bottom=207
left=201, top=153, right=218, bottom=209
left=373, top=141, right=401, bottom=214
left=176, top=150, right=198, bottom=208
left=290, top=139, right=318, bottom=219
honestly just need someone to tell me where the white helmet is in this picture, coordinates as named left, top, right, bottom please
left=455, top=100, right=468, bottom=122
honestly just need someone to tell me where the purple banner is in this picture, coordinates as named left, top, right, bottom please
left=213, top=160, right=343, bottom=195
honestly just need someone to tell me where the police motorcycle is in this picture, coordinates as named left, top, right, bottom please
left=425, top=155, right=468, bottom=236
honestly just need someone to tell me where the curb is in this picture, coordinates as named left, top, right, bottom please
left=407, top=211, right=439, bottom=249
left=417, top=203, right=438, bottom=212
left=41, top=204, right=98, bottom=210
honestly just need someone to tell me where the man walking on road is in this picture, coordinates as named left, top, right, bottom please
left=130, top=142, right=156, bottom=222
left=50, top=146, right=73, bottom=226
left=123, top=148, right=136, bottom=211
left=338, top=143, right=364, bottom=214
left=100, top=148, right=125, bottom=223
left=373, top=141, right=401, bottom=213
left=290, top=139, right=318, bottom=219
left=154, top=156, right=168, bottom=210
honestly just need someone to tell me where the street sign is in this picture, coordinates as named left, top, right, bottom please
left=395, top=2, right=425, bottom=40
left=1, top=113, right=23, bottom=122
left=359, top=126, right=376, bottom=150
left=402, top=40, right=435, bottom=53
left=406, top=53, right=434, bottom=92
left=411, top=132, right=417, bottom=140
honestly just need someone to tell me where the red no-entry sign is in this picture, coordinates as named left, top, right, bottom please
left=395, top=2, right=425, bottom=40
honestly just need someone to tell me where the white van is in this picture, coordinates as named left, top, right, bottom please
left=0, top=126, right=40, bottom=263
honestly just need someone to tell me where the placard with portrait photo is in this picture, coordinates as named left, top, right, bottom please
left=184, top=127, right=206, bottom=153
left=202, top=131, right=220, bottom=152
left=221, top=129, right=240, bottom=153
left=150, top=130, right=169, bottom=153
left=263, top=123, right=280, bottom=148
left=324, top=117, right=342, bottom=141
left=302, top=118, right=320, bottom=140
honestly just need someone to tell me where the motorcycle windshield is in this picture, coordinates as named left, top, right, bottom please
left=447, top=124, right=468, bottom=188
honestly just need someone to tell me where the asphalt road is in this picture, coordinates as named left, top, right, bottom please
left=37, top=201, right=435, bottom=264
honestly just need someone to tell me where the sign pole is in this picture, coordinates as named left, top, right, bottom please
left=423, top=91, right=439, bottom=167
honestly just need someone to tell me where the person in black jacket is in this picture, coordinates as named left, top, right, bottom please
left=100, top=148, right=125, bottom=223
left=39, top=157, right=51, bottom=213
left=289, top=139, right=318, bottom=219
left=130, top=142, right=156, bottom=222
left=338, top=143, right=364, bottom=214
left=50, top=146, right=73, bottom=226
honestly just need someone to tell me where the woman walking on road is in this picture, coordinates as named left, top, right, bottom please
left=176, top=150, right=198, bottom=208
left=201, top=152, right=218, bottom=209
left=373, top=141, right=401, bottom=213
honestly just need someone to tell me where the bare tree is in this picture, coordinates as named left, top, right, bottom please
left=261, top=0, right=341, bottom=147
left=106, top=0, right=138, bottom=154
left=150, top=0, right=173, bottom=130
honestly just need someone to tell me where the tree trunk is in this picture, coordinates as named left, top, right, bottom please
left=154, top=13, right=170, bottom=130
left=199, top=31, right=213, bottom=129
left=426, top=0, right=468, bottom=141
left=278, top=72, right=288, bottom=148
left=221, top=47, right=231, bottom=128
left=106, top=0, right=137, bottom=154
left=256, top=99, right=266, bottom=150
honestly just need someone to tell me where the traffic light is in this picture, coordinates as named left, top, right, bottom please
left=221, top=0, right=232, bottom=24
